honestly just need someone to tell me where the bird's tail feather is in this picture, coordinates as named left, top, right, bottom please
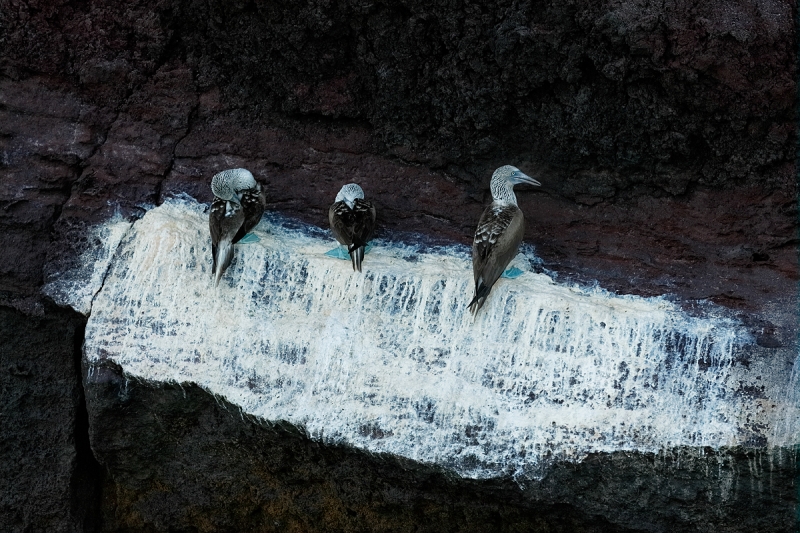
left=348, top=243, right=365, bottom=272
left=468, top=283, right=491, bottom=315
left=214, top=239, right=235, bottom=287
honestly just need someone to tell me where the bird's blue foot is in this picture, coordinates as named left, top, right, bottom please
left=501, top=266, right=524, bottom=279
left=325, top=243, right=372, bottom=260
left=237, top=233, right=260, bottom=244
left=324, top=246, right=350, bottom=259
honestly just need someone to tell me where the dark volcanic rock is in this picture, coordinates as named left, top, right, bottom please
left=85, top=361, right=796, bottom=533
left=1, top=0, right=796, bottom=309
left=169, top=0, right=795, bottom=192
left=0, top=304, right=100, bottom=533
left=85, top=362, right=624, bottom=533
left=0, top=0, right=797, bottom=531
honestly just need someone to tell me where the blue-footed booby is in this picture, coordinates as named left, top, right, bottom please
left=328, top=183, right=377, bottom=272
left=209, top=168, right=266, bottom=286
left=468, top=165, right=540, bottom=314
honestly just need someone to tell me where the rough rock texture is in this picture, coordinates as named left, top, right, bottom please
left=1, top=0, right=795, bottom=309
left=86, top=361, right=797, bottom=533
left=0, top=0, right=797, bottom=531
left=0, top=305, right=100, bottom=533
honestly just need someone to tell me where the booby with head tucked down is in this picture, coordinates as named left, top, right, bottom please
left=328, top=183, right=377, bottom=272
left=468, top=165, right=540, bottom=315
left=209, top=168, right=266, bottom=286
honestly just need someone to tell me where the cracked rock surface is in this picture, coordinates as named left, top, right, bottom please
left=0, top=0, right=796, bottom=531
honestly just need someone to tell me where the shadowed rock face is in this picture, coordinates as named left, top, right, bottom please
left=0, top=0, right=797, bottom=531
left=0, top=305, right=100, bottom=533
left=86, top=361, right=797, bottom=533
left=2, top=0, right=796, bottom=312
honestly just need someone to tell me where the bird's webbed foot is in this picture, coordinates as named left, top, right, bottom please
left=501, top=266, right=524, bottom=279
left=237, top=233, right=260, bottom=244
left=324, top=243, right=372, bottom=260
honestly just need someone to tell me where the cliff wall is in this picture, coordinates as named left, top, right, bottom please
left=0, top=1, right=796, bottom=531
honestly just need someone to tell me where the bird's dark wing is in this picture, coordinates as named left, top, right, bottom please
left=469, top=203, right=524, bottom=313
left=351, top=198, right=377, bottom=247
left=348, top=198, right=377, bottom=272
left=209, top=198, right=226, bottom=273
left=328, top=199, right=376, bottom=272
left=233, top=185, right=266, bottom=243
left=329, top=201, right=355, bottom=246
left=209, top=199, right=244, bottom=285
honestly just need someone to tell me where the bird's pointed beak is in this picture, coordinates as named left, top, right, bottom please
left=510, top=171, right=541, bottom=187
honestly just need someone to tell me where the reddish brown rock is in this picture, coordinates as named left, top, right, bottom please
left=0, top=0, right=796, bottom=531
left=2, top=0, right=795, bottom=308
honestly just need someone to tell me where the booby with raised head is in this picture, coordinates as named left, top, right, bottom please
left=209, top=168, right=266, bottom=286
left=468, top=165, right=540, bottom=314
left=328, top=183, right=377, bottom=272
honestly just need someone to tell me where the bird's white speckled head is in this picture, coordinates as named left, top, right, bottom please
left=490, top=165, right=540, bottom=205
left=335, top=183, right=365, bottom=210
left=210, top=168, right=257, bottom=202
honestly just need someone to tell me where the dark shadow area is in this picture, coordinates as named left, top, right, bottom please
left=84, top=360, right=797, bottom=533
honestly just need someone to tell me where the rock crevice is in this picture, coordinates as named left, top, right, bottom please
left=0, top=0, right=796, bottom=531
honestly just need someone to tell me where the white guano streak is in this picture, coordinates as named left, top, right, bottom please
left=42, top=214, right=132, bottom=316
left=85, top=198, right=754, bottom=479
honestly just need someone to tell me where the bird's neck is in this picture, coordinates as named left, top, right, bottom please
left=490, top=180, right=517, bottom=206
